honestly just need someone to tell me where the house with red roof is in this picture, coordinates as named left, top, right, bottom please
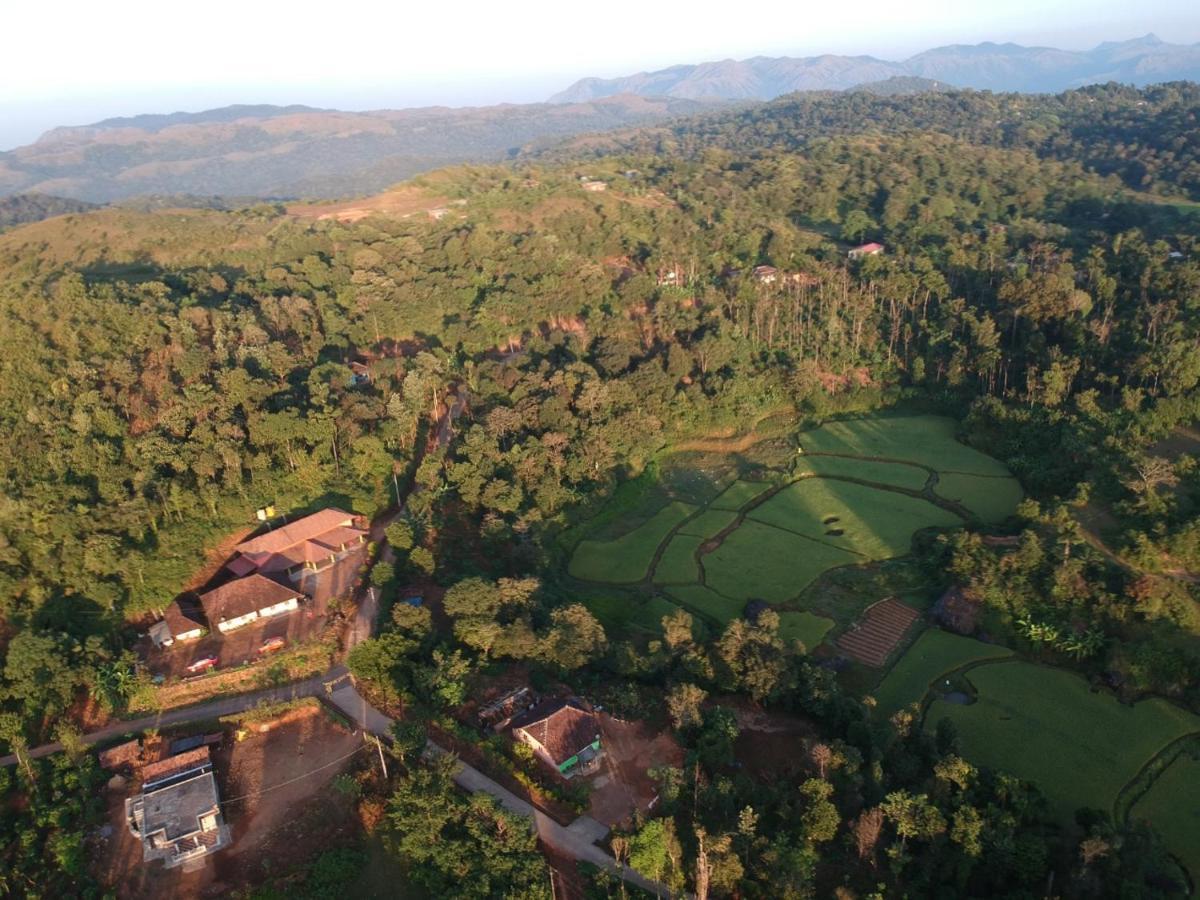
left=848, top=242, right=885, bottom=259
left=225, top=508, right=367, bottom=583
left=511, top=699, right=602, bottom=779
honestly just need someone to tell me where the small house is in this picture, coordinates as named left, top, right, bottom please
left=126, top=747, right=231, bottom=868
left=752, top=265, right=779, bottom=284
left=848, top=242, right=885, bottom=259
left=582, top=180, right=608, bottom=192
left=152, top=599, right=207, bottom=648
left=349, top=361, right=371, bottom=385
left=511, top=699, right=602, bottom=778
left=198, top=575, right=303, bottom=634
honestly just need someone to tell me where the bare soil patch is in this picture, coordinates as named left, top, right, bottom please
left=588, top=714, right=683, bottom=828
left=91, top=712, right=363, bottom=898
left=288, top=185, right=451, bottom=223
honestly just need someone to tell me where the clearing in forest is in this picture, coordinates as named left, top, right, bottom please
left=925, top=661, right=1200, bottom=822
left=872, top=628, right=1014, bottom=716
left=571, top=414, right=1022, bottom=639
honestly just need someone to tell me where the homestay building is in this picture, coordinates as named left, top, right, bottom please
left=511, top=699, right=603, bottom=779
left=848, top=242, right=885, bottom=259
left=125, top=747, right=231, bottom=868
left=226, top=508, right=367, bottom=583
left=198, top=574, right=304, bottom=634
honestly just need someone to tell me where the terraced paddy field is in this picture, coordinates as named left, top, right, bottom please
left=925, top=661, right=1200, bottom=822
left=872, top=629, right=1014, bottom=716
left=571, top=414, right=1022, bottom=642
left=748, top=479, right=962, bottom=560
left=568, top=500, right=696, bottom=583
left=800, top=415, right=1011, bottom=476
left=1131, top=753, right=1200, bottom=893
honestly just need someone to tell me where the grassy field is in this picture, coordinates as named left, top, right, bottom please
left=654, top=533, right=705, bottom=584
left=872, top=629, right=1014, bottom=716
left=583, top=590, right=683, bottom=636
left=934, top=473, right=1024, bottom=523
left=794, top=454, right=929, bottom=490
left=800, top=415, right=1010, bottom=476
left=777, top=611, right=835, bottom=650
left=704, top=519, right=861, bottom=603
left=1131, top=753, right=1200, bottom=892
left=711, top=480, right=772, bottom=510
left=926, top=662, right=1200, bottom=821
left=679, top=508, right=740, bottom=538
left=749, top=478, right=962, bottom=561
left=569, top=501, right=696, bottom=582
left=664, top=584, right=744, bottom=625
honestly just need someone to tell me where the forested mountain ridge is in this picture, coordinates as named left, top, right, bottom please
left=0, top=95, right=721, bottom=203
left=1, top=84, right=1199, bottom=896
left=551, top=33, right=1200, bottom=101
left=544, top=81, right=1200, bottom=200
left=0, top=193, right=98, bottom=230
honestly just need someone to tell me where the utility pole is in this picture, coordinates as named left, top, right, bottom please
left=372, top=734, right=388, bottom=779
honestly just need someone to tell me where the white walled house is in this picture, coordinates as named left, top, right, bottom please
left=198, top=575, right=303, bottom=635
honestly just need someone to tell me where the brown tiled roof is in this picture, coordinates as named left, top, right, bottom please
left=142, top=746, right=211, bottom=783
left=199, top=574, right=299, bottom=625
left=234, top=509, right=357, bottom=556
left=163, top=599, right=205, bottom=634
left=312, top=525, right=367, bottom=550
left=512, top=700, right=598, bottom=766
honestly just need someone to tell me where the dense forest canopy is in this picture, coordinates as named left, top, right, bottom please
left=0, top=82, right=1199, bottom=897
left=546, top=81, right=1200, bottom=201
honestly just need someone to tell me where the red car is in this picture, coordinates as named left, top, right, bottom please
left=186, top=656, right=218, bottom=674
left=258, top=637, right=286, bottom=655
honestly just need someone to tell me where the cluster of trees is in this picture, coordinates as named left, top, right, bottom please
left=599, top=606, right=1186, bottom=898
left=0, top=80, right=1197, bottom=894
left=556, top=81, right=1200, bottom=200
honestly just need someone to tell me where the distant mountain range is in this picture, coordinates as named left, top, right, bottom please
left=550, top=34, right=1200, bottom=102
left=0, top=96, right=717, bottom=203
left=2, top=34, right=1196, bottom=206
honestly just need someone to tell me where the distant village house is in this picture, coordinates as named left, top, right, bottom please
left=511, top=699, right=602, bottom=778
left=848, top=242, right=885, bottom=259
left=752, top=265, right=779, bottom=284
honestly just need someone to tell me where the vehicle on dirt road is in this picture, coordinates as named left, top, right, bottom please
left=186, top=656, right=218, bottom=674
left=258, top=637, right=286, bottom=655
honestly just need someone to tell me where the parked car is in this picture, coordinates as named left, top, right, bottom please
left=186, top=656, right=218, bottom=674
left=258, top=637, right=286, bottom=655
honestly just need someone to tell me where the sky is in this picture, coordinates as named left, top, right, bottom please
left=2, top=0, right=1197, bottom=149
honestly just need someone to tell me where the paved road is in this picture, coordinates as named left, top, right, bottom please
left=3, top=561, right=671, bottom=894
left=325, top=679, right=671, bottom=898
left=0, top=674, right=333, bottom=767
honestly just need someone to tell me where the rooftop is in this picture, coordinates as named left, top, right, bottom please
left=234, top=509, right=358, bottom=556
left=512, top=699, right=599, bottom=766
left=198, top=574, right=299, bottom=625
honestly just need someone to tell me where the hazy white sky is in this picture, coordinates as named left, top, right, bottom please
left=2, top=0, right=1196, bottom=148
